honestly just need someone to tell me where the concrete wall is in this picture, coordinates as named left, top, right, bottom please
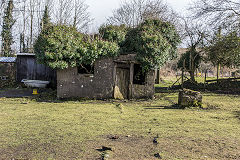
left=57, top=56, right=155, bottom=99
left=57, top=58, right=115, bottom=99
left=131, top=70, right=155, bottom=99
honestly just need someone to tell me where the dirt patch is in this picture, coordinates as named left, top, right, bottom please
left=0, top=142, right=84, bottom=160
left=83, top=135, right=240, bottom=160
left=0, top=135, right=239, bottom=159
left=157, top=136, right=240, bottom=159
left=83, top=135, right=159, bottom=160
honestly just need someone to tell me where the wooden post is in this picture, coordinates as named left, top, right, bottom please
left=181, top=69, right=184, bottom=89
left=217, top=63, right=220, bottom=81
left=129, top=63, right=134, bottom=99
left=158, top=69, right=161, bottom=84
left=204, top=70, right=207, bottom=88
left=155, top=69, right=160, bottom=84
left=113, top=63, right=117, bottom=98
left=204, top=70, right=207, bottom=83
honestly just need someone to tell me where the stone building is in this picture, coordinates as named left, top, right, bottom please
left=57, top=54, right=155, bottom=99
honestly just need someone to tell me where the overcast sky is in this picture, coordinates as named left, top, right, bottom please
left=85, top=0, right=193, bottom=31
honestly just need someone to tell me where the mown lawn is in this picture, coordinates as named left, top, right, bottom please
left=0, top=89, right=240, bottom=159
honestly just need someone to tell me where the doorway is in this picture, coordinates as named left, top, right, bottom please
left=114, top=64, right=130, bottom=99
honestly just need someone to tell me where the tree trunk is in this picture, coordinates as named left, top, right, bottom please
left=217, top=63, right=220, bottom=80
left=155, top=69, right=160, bottom=84
left=189, top=70, right=195, bottom=82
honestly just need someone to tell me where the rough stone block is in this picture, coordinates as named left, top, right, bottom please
left=178, top=89, right=202, bottom=107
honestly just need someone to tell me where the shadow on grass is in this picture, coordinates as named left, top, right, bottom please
left=144, top=104, right=184, bottom=110
left=0, top=88, right=33, bottom=98
left=234, top=111, right=240, bottom=121
left=155, top=86, right=180, bottom=94
left=0, top=88, right=64, bottom=103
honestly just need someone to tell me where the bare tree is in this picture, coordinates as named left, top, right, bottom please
left=0, top=0, right=91, bottom=53
left=180, top=18, right=206, bottom=81
left=55, top=0, right=72, bottom=25
left=72, top=0, right=92, bottom=31
left=107, top=0, right=179, bottom=28
left=190, top=0, right=240, bottom=31
left=190, top=0, right=240, bottom=79
left=182, top=18, right=207, bottom=49
left=54, top=0, right=91, bottom=32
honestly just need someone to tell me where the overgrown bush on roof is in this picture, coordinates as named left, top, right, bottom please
left=34, top=25, right=120, bottom=69
left=34, top=19, right=180, bottom=72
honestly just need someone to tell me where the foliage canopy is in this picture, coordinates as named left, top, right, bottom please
left=178, top=48, right=201, bottom=71
left=205, top=32, right=240, bottom=67
left=123, top=19, right=181, bottom=71
left=99, top=24, right=128, bottom=47
left=35, top=19, right=180, bottom=72
left=34, top=25, right=119, bottom=69
left=177, top=48, right=201, bottom=81
left=99, top=19, right=181, bottom=72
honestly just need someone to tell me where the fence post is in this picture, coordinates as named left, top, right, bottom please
left=181, top=69, right=184, bottom=89
left=204, top=70, right=207, bottom=88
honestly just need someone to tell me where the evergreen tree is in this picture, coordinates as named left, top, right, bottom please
left=20, top=33, right=27, bottom=53
left=41, top=5, right=51, bottom=30
left=177, top=48, right=201, bottom=82
left=1, top=0, right=15, bottom=57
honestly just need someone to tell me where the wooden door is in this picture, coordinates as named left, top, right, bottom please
left=114, top=68, right=130, bottom=99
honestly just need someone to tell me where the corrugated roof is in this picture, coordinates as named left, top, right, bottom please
left=17, top=53, right=35, bottom=56
left=0, top=57, right=16, bottom=63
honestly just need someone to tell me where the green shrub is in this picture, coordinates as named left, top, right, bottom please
left=99, top=24, right=128, bottom=46
left=35, top=19, right=180, bottom=72
left=122, top=19, right=181, bottom=72
left=34, top=25, right=120, bottom=69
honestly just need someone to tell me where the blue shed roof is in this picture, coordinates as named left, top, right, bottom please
left=0, top=57, right=16, bottom=63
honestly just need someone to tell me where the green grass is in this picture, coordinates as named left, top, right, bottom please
left=0, top=90, right=240, bottom=159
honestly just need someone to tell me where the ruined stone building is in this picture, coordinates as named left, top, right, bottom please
left=57, top=54, right=155, bottom=99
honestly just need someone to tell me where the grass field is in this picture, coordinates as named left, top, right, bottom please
left=0, top=83, right=240, bottom=159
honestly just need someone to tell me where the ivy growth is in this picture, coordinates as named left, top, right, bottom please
left=34, top=19, right=180, bottom=72
left=99, top=24, right=128, bottom=47
left=177, top=48, right=201, bottom=81
left=34, top=25, right=119, bottom=69
left=122, top=19, right=181, bottom=72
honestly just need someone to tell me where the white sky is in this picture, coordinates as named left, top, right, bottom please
left=85, top=0, right=193, bottom=31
